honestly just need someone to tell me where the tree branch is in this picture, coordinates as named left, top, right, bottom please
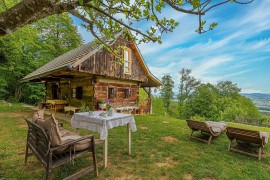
left=85, top=3, right=157, bottom=42
left=0, top=0, right=92, bottom=36
left=164, top=0, right=203, bottom=15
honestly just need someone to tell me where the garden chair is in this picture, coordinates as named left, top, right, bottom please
left=186, top=119, right=227, bottom=145
left=226, top=127, right=269, bottom=160
left=24, top=116, right=98, bottom=180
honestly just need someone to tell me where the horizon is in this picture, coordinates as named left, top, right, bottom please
left=71, top=0, right=270, bottom=94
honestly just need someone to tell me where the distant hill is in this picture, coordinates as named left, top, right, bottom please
left=241, top=93, right=270, bottom=112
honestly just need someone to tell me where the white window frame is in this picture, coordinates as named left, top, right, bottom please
left=123, top=48, right=131, bottom=74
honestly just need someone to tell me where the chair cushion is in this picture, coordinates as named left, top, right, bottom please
left=36, top=114, right=62, bottom=146
left=211, top=127, right=222, bottom=133
left=61, top=134, right=91, bottom=151
left=59, top=127, right=79, bottom=137
left=32, top=108, right=45, bottom=122
left=74, top=139, right=91, bottom=151
left=32, top=112, right=39, bottom=122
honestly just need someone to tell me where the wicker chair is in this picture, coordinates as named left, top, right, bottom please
left=24, top=117, right=98, bottom=180
left=226, top=127, right=269, bottom=160
left=186, top=119, right=226, bottom=145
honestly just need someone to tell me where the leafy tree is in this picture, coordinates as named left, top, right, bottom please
left=216, top=81, right=241, bottom=98
left=152, top=97, right=166, bottom=116
left=160, top=75, right=174, bottom=114
left=34, top=13, right=83, bottom=62
left=0, top=14, right=82, bottom=103
left=0, top=0, right=253, bottom=47
left=185, top=82, right=260, bottom=122
left=178, top=68, right=200, bottom=118
left=185, top=83, right=218, bottom=119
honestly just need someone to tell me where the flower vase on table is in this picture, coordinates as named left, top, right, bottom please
left=106, top=103, right=114, bottom=117
left=98, top=103, right=106, bottom=109
left=97, top=99, right=106, bottom=109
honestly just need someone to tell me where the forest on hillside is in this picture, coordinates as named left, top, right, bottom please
left=0, top=13, right=83, bottom=104
left=152, top=69, right=270, bottom=126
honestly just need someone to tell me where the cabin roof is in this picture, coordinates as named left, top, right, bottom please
left=22, top=33, right=161, bottom=87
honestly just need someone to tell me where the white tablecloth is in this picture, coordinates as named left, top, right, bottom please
left=71, top=111, right=137, bottom=140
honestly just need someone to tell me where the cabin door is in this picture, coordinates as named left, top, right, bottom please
left=52, top=84, right=59, bottom=99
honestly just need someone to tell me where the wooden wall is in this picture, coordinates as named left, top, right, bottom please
left=45, top=76, right=140, bottom=110
left=46, top=78, right=95, bottom=110
left=94, top=78, right=139, bottom=108
left=79, top=40, right=148, bottom=83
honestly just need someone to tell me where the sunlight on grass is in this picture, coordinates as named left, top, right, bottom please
left=1, top=106, right=270, bottom=179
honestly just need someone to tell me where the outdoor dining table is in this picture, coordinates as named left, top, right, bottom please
left=71, top=111, right=137, bottom=168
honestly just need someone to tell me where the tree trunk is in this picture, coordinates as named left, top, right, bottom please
left=0, top=0, right=88, bottom=36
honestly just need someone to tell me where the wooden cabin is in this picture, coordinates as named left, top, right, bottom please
left=22, top=32, right=162, bottom=113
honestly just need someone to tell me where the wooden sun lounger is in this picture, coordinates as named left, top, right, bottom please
left=186, top=119, right=225, bottom=145
left=226, top=127, right=269, bottom=160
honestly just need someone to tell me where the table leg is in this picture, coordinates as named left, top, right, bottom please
left=127, top=123, right=131, bottom=155
left=104, top=138, right=108, bottom=168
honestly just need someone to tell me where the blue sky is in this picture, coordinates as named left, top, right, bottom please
left=72, top=0, right=270, bottom=94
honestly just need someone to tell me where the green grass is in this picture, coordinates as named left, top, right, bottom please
left=1, top=105, right=270, bottom=179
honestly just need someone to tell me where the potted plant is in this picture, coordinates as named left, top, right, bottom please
left=97, top=99, right=106, bottom=109
left=138, top=99, right=147, bottom=114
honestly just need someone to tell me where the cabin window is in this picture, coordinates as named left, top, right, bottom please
left=76, top=87, right=83, bottom=99
left=123, top=48, right=131, bottom=74
left=124, top=89, right=131, bottom=99
left=108, top=88, right=116, bottom=99
left=52, top=84, right=59, bottom=99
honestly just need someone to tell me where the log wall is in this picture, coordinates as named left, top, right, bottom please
left=80, top=41, right=148, bottom=83
left=46, top=78, right=95, bottom=110
left=94, top=78, right=139, bottom=108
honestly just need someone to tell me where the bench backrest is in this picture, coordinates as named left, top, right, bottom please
left=226, top=127, right=261, bottom=144
left=186, top=119, right=210, bottom=133
left=24, top=118, right=50, bottom=164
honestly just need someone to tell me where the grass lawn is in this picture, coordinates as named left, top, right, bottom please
left=1, top=105, right=270, bottom=179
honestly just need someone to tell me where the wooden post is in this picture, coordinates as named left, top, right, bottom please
left=147, top=87, right=152, bottom=114
left=45, top=81, right=47, bottom=101
left=103, top=138, right=108, bottom=168
left=228, top=141, right=231, bottom=151
left=127, top=123, right=131, bottom=155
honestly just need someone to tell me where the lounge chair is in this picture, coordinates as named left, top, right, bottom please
left=226, top=127, right=269, bottom=160
left=186, top=119, right=227, bottom=145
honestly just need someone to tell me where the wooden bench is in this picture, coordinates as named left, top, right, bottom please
left=115, top=106, right=139, bottom=114
left=64, top=106, right=80, bottom=115
left=226, top=127, right=269, bottom=160
left=46, top=100, right=69, bottom=113
left=186, top=119, right=226, bottom=145
left=24, top=117, right=98, bottom=179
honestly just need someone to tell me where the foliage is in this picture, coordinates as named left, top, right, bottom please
left=0, top=13, right=82, bottom=104
left=106, top=103, right=112, bottom=111
left=33, top=13, right=83, bottom=63
left=178, top=68, right=201, bottom=118
left=79, top=101, right=89, bottom=112
left=183, top=81, right=261, bottom=122
left=189, top=114, right=206, bottom=122
left=151, top=96, right=166, bottom=116
left=138, top=88, right=148, bottom=108
left=185, top=83, right=218, bottom=120
left=216, top=81, right=241, bottom=98
left=97, top=99, right=106, bottom=104
left=160, top=75, right=174, bottom=113
left=0, top=0, right=253, bottom=51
